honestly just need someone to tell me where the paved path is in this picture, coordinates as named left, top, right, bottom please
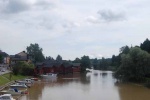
left=0, top=67, right=11, bottom=75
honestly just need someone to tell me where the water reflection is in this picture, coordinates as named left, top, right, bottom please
left=19, top=70, right=150, bottom=100
left=116, top=83, right=150, bottom=100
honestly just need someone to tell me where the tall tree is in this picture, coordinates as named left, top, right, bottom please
left=26, top=43, right=45, bottom=62
left=80, top=55, right=91, bottom=72
left=46, top=56, right=54, bottom=61
left=56, top=55, right=62, bottom=62
left=115, top=47, right=150, bottom=81
left=0, top=54, right=3, bottom=63
left=73, top=58, right=81, bottom=63
left=120, top=45, right=130, bottom=54
left=140, top=38, right=150, bottom=53
left=111, top=54, right=121, bottom=69
left=92, top=58, right=98, bottom=69
left=99, top=57, right=109, bottom=70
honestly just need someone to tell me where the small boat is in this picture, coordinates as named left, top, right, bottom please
left=24, top=79, right=33, bottom=83
left=16, top=79, right=33, bottom=87
left=40, top=73, right=57, bottom=79
left=0, top=88, right=28, bottom=96
left=0, top=94, right=15, bottom=100
left=31, top=78, right=38, bottom=81
left=10, top=83, right=28, bottom=89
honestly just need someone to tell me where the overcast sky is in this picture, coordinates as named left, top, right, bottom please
left=0, top=0, right=150, bottom=60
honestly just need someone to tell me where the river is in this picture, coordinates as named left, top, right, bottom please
left=19, top=70, right=150, bottom=100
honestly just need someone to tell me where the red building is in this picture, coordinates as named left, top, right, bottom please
left=72, top=63, right=81, bottom=72
left=34, top=60, right=81, bottom=75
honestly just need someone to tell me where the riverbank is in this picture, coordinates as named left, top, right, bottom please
left=0, top=73, right=28, bottom=90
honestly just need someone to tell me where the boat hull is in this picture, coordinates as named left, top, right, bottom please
left=40, top=73, right=57, bottom=79
left=0, top=91, right=21, bottom=96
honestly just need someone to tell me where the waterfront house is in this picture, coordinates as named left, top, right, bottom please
left=9, top=51, right=32, bottom=67
left=34, top=60, right=80, bottom=75
left=72, top=63, right=81, bottom=72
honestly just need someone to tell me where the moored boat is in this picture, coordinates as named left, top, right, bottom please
left=10, top=83, right=28, bottom=89
left=0, top=94, right=15, bottom=100
left=16, top=79, right=32, bottom=87
left=40, top=73, right=57, bottom=79
left=31, top=78, right=38, bottom=81
left=0, top=88, right=28, bottom=96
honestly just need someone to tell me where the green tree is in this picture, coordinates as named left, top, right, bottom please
left=140, top=38, right=150, bottom=53
left=13, top=61, right=34, bottom=75
left=56, top=55, right=62, bottom=62
left=73, top=58, right=81, bottom=63
left=26, top=43, right=45, bottom=62
left=99, top=57, right=110, bottom=70
left=120, top=45, right=130, bottom=54
left=115, top=47, right=150, bottom=81
left=0, top=54, right=3, bottom=63
left=93, top=58, right=98, bottom=69
left=111, top=46, right=130, bottom=70
left=80, top=55, right=91, bottom=72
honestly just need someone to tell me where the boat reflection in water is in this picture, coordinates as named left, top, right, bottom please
left=19, top=70, right=150, bottom=100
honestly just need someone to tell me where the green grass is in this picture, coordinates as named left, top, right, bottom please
left=0, top=73, right=28, bottom=86
left=0, top=76, right=10, bottom=86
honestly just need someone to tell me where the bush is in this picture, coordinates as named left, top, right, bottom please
left=12, top=61, right=34, bottom=76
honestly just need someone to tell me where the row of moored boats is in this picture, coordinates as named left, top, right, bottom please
left=0, top=78, right=39, bottom=100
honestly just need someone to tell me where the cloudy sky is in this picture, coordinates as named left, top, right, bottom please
left=0, top=0, right=150, bottom=60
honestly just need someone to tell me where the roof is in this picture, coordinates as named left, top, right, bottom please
left=11, top=58, right=28, bottom=61
left=36, top=60, right=73, bottom=68
left=36, top=62, right=44, bottom=66
left=72, top=63, right=81, bottom=67
left=44, top=61, right=62, bottom=67
left=10, top=51, right=28, bottom=61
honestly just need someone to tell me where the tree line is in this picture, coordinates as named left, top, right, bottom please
left=113, top=38, right=150, bottom=82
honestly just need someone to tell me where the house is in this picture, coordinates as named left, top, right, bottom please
left=34, top=60, right=80, bottom=75
left=72, top=63, right=81, bottom=72
left=9, top=51, right=32, bottom=66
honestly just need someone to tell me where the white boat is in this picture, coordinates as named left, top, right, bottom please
left=24, top=79, right=34, bottom=83
left=40, top=73, right=57, bottom=79
left=31, top=78, right=38, bottom=81
left=10, top=83, right=28, bottom=89
left=0, top=88, right=27, bottom=96
left=16, top=79, right=33, bottom=87
left=0, top=94, right=15, bottom=100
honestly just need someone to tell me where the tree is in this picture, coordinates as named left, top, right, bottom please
left=56, top=55, right=62, bottom=62
left=140, top=38, right=150, bottom=53
left=46, top=56, right=54, bottom=61
left=111, top=54, right=121, bottom=69
left=98, top=57, right=111, bottom=70
left=26, top=43, right=45, bottom=62
left=120, top=45, right=130, bottom=54
left=73, top=58, right=81, bottom=63
left=12, top=61, right=34, bottom=75
left=111, top=46, right=130, bottom=70
left=0, top=54, right=3, bottom=63
left=115, top=47, right=150, bottom=81
left=80, top=55, right=91, bottom=72
left=92, top=58, right=98, bottom=69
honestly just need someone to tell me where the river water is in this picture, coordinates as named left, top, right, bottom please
left=19, top=70, right=150, bottom=100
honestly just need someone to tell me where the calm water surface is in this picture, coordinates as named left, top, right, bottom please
left=19, top=70, right=150, bottom=100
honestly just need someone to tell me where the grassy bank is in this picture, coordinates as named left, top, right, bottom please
left=0, top=73, right=28, bottom=86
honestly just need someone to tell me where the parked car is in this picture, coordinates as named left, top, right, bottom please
left=1, top=68, right=5, bottom=72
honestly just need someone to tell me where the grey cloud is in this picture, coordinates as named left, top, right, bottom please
left=97, top=10, right=126, bottom=22
left=1, top=0, right=30, bottom=14
left=34, top=0, right=56, bottom=10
